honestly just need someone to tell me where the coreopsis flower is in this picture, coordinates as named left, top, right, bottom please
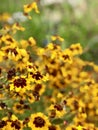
left=49, top=103, right=66, bottom=118
left=9, top=75, right=30, bottom=93
left=28, top=71, right=42, bottom=83
left=0, top=115, right=23, bottom=130
left=24, top=2, right=40, bottom=14
left=28, top=36, right=36, bottom=46
left=69, top=43, right=83, bottom=56
left=2, top=46, right=18, bottom=61
left=0, top=24, right=13, bottom=36
left=28, top=70, right=49, bottom=84
left=15, top=48, right=29, bottom=62
left=73, top=112, right=87, bottom=123
left=1, top=34, right=16, bottom=45
left=33, top=83, right=46, bottom=95
left=20, top=37, right=36, bottom=49
left=13, top=100, right=30, bottom=114
left=28, top=112, right=51, bottom=130
left=66, top=125, right=84, bottom=130
left=0, top=12, right=10, bottom=22
left=13, top=102, right=24, bottom=114
left=51, top=35, right=64, bottom=42
left=27, top=92, right=36, bottom=103
left=4, top=47, right=30, bottom=70
left=20, top=39, right=28, bottom=49
left=61, top=48, right=73, bottom=63
left=23, top=2, right=40, bottom=19
left=12, top=22, right=25, bottom=32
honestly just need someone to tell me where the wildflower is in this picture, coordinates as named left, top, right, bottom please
left=0, top=115, right=23, bottom=130
left=28, top=36, right=36, bottom=46
left=1, top=34, right=16, bottom=45
left=13, top=102, right=24, bottom=114
left=49, top=103, right=66, bottom=118
left=27, top=90, right=40, bottom=103
left=28, top=70, right=48, bottom=84
left=69, top=43, right=83, bottom=56
left=13, top=100, right=30, bottom=114
left=0, top=25, right=12, bottom=36
left=7, top=48, right=30, bottom=70
left=33, top=83, right=46, bottom=95
left=9, top=75, right=30, bottom=93
left=51, top=35, right=64, bottom=42
left=20, top=39, right=28, bottom=49
left=61, top=49, right=73, bottom=63
left=23, top=2, right=40, bottom=19
left=24, top=2, right=40, bottom=13
left=12, top=22, right=25, bottom=32
left=0, top=12, right=10, bottom=22
left=28, top=112, right=50, bottom=130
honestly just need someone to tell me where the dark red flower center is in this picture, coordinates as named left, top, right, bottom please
left=49, top=125, right=56, bottom=130
left=7, top=68, right=16, bottom=79
left=6, top=48, right=18, bottom=55
left=54, top=104, right=63, bottom=111
left=31, top=71, right=43, bottom=80
left=6, top=37, right=14, bottom=43
left=33, top=116, right=45, bottom=128
left=11, top=120, right=21, bottom=129
left=0, top=120, right=7, bottom=128
left=14, top=78, right=26, bottom=88
left=62, top=54, right=70, bottom=60
left=34, top=84, right=42, bottom=91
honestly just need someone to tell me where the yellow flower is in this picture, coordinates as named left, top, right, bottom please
left=28, top=112, right=50, bottom=130
left=13, top=102, right=24, bottom=114
left=28, top=70, right=48, bottom=84
left=1, top=34, right=16, bottom=45
left=1, top=115, right=23, bottom=130
left=49, top=103, right=66, bottom=118
left=51, top=35, right=64, bottom=42
left=76, top=125, right=84, bottom=130
left=69, top=43, right=83, bottom=56
left=61, top=50, right=72, bottom=63
left=9, top=75, right=30, bottom=93
left=12, top=22, right=25, bottom=32
left=28, top=36, right=36, bottom=46
left=33, top=83, right=46, bottom=96
left=0, top=51, right=5, bottom=62
left=24, top=2, right=40, bottom=14
left=20, top=39, right=28, bottom=48
left=6, top=48, right=30, bottom=70
left=0, top=12, right=10, bottom=22
left=66, top=125, right=86, bottom=130
left=27, top=92, right=35, bottom=103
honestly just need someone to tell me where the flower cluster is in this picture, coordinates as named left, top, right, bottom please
left=0, top=1, right=98, bottom=130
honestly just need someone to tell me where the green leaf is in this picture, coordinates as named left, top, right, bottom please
left=51, top=118, right=63, bottom=124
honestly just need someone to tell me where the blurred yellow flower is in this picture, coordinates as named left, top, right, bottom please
left=24, top=2, right=40, bottom=14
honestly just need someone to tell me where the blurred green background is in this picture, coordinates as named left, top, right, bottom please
left=0, top=0, right=98, bottom=63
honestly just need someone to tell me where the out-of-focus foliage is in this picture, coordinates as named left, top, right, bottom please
left=0, top=0, right=98, bottom=63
